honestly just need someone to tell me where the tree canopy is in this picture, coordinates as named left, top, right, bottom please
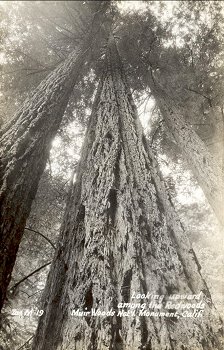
left=0, top=1, right=223, bottom=349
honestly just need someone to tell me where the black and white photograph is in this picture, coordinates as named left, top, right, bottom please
left=0, top=1, right=223, bottom=349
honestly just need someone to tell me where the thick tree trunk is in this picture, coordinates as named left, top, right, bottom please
left=0, top=50, right=83, bottom=313
left=0, top=2, right=109, bottom=312
left=221, top=107, right=224, bottom=174
left=148, top=77, right=224, bottom=227
left=32, top=36, right=223, bottom=350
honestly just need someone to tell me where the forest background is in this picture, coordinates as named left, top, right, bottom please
left=0, top=1, right=223, bottom=349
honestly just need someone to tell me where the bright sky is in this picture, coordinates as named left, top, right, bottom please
left=117, top=0, right=176, bottom=19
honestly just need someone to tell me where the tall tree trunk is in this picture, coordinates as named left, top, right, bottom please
left=32, top=35, right=223, bottom=350
left=148, top=75, right=224, bottom=227
left=0, top=2, right=109, bottom=312
left=221, top=107, right=224, bottom=174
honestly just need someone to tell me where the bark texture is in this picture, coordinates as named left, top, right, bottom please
left=148, top=77, right=224, bottom=227
left=0, top=2, right=109, bottom=312
left=32, top=36, right=223, bottom=350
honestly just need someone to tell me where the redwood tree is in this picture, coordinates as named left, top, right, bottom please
left=0, top=1, right=109, bottom=312
left=32, top=35, right=223, bottom=350
left=149, top=78, right=224, bottom=227
left=117, top=8, right=224, bottom=227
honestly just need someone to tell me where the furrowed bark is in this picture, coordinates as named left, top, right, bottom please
left=148, top=76, right=224, bottom=227
left=32, top=35, right=223, bottom=350
left=0, top=2, right=110, bottom=312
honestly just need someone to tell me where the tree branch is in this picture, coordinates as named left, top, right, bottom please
left=9, top=261, right=52, bottom=292
left=8, top=44, right=46, bottom=68
left=35, top=6, right=79, bottom=40
left=25, top=67, right=54, bottom=76
left=25, top=227, right=56, bottom=249
left=186, top=87, right=212, bottom=107
left=2, top=66, right=52, bottom=77
left=17, top=335, right=34, bottom=350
